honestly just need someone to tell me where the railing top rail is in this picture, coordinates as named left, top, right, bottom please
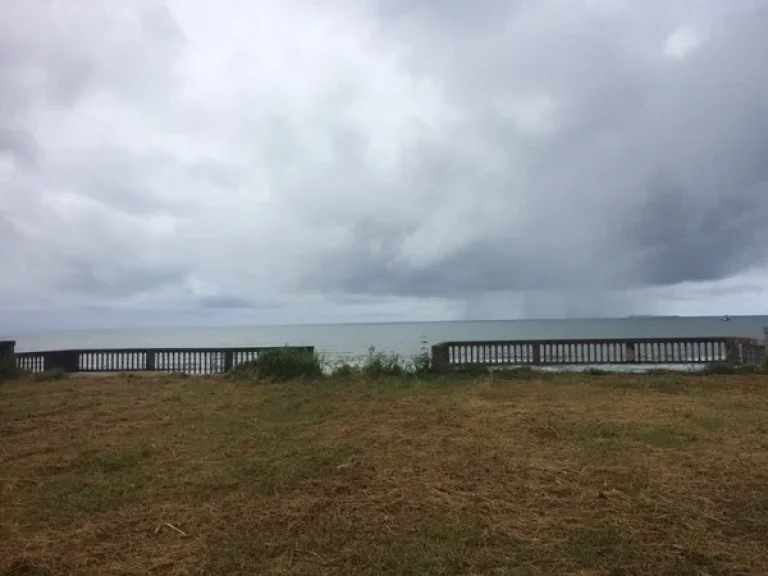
left=14, top=345, right=313, bottom=356
left=433, top=336, right=742, bottom=347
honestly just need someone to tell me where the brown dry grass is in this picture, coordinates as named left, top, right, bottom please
left=1, top=371, right=768, bottom=575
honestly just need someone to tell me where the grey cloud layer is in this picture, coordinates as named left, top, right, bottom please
left=1, top=0, right=767, bottom=318
left=317, top=0, right=768, bottom=296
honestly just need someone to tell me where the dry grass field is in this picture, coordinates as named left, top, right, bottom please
left=1, top=371, right=767, bottom=575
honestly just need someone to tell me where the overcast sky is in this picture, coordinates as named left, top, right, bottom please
left=1, top=0, right=768, bottom=330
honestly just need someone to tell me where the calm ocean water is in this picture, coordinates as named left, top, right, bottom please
left=8, top=315, right=768, bottom=362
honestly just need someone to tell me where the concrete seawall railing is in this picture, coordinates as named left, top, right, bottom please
left=4, top=330, right=768, bottom=376
left=12, top=346, right=315, bottom=375
left=430, top=336, right=767, bottom=370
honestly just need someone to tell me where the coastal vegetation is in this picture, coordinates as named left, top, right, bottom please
left=225, top=344, right=768, bottom=380
left=1, top=368, right=767, bottom=574
left=222, top=345, right=768, bottom=382
left=227, top=345, right=434, bottom=381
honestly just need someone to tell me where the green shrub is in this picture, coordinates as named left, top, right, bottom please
left=328, top=349, right=432, bottom=380
left=228, top=347, right=323, bottom=381
left=361, top=346, right=405, bottom=379
left=329, top=361, right=360, bottom=379
left=410, top=350, right=433, bottom=377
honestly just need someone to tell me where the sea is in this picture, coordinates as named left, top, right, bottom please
left=7, top=315, right=768, bottom=366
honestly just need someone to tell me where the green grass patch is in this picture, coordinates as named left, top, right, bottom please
left=27, top=448, right=150, bottom=521
left=370, top=376, right=428, bottom=397
left=577, top=421, right=624, bottom=440
left=79, top=450, right=143, bottom=473
left=366, top=513, right=488, bottom=575
left=235, top=440, right=357, bottom=496
left=648, top=375, right=689, bottom=394
left=565, top=525, right=632, bottom=569
left=635, top=426, right=698, bottom=448
left=475, top=380, right=524, bottom=402
left=690, top=416, right=726, bottom=431
left=42, top=448, right=149, bottom=476
left=448, top=363, right=492, bottom=378
left=493, top=366, right=546, bottom=381
left=33, top=369, right=69, bottom=382
left=564, top=421, right=628, bottom=464
left=598, top=378, right=644, bottom=391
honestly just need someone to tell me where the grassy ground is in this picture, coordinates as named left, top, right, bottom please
left=1, top=371, right=767, bottom=575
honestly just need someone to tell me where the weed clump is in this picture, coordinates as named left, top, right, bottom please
left=228, top=347, right=323, bottom=382
left=327, top=348, right=433, bottom=380
left=410, top=350, right=433, bottom=376
left=362, top=346, right=405, bottom=379
left=328, top=361, right=360, bottom=379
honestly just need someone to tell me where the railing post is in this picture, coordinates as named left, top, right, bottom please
left=0, top=340, right=16, bottom=370
left=724, top=339, right=740, bottom=365
left=146, top=351, right=156, bottom=371
left=764, top=327, right=768, bottom=363
left=0, top=340, right=15, bottom=360
left=532, top=343, right=541, bottom=365
left=431, top=344, right=450, bottom=372
left=624, top=343, right=636, bottom=363
left=223, top=351, right=234, bottom=373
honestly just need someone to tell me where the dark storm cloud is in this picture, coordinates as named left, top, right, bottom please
left=294, top=1, right=768, bottom=299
